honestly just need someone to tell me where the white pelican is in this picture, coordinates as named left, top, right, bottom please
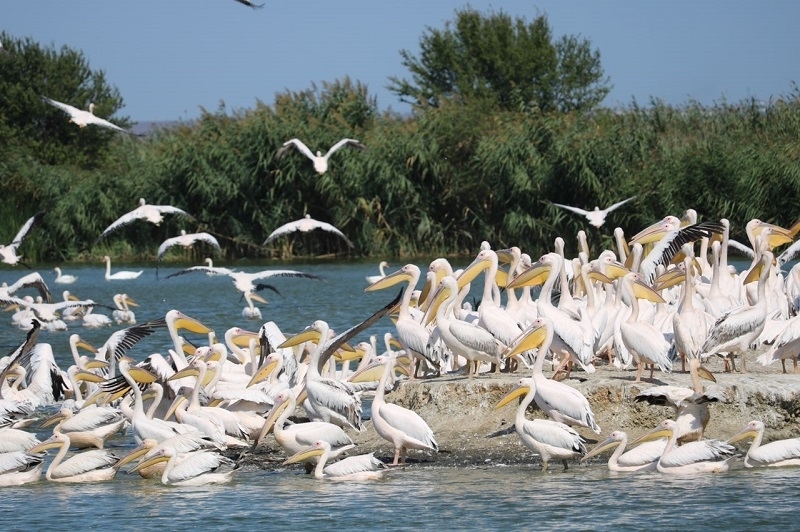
left=0, top=212, right=45, bottom=267
left=366, top=261, right=391, bottom=284
left=97, top=198, right=191, bottom=241
left=581, top=431, right=666, bottom=472
left=728, top=420, right=800, bottom=467
left=634, top=385, right=727, bottom=443
left=53, top=267, right=77, bottom=284
left=276, top=137, right=366, bottom=175
left=284, top=440, right=387, bottom=481
left=370, top=354, right=437, bottom=465
left=502, top=317, right=601, bottom=433
left=254, top=389, right=355, bottom=462
left=164, top=264, right=319, bottom=300
left=28, top=432, right=118, bottom=482
left=631, top=419, right=736, bottom=474
left=495, top=377, right=587, bottom=471
left=102, top=256, right=143, bottom=280
left=112, top=293, right=137, bottom=324
left=157, top=230, right=221, bottom=262
left=133, top=447, right=236, bottom=486
left=82, top=306, right=112, bottom=328
left=0, top=271, right=53, bottom=302
left=114, top=433, right=222, bottom=479
left=757, top=313, right=800, bottom=373
left=0, top=451, right=43, bottom=486
left=40, top=406, right=127, bottom=449
left=41, top=96, right=136, bottom=134
left=262, top=214, right=354, bottom=248
left=0, top=427, right=40, bottom=452
left=241, top=292, right=267, bottom=320
left=551, top=195, right=637, bottom=228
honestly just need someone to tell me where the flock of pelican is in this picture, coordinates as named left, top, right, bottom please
left=2, top=208, right=800, bottom=489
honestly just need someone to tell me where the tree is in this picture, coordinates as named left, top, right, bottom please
left=388, top=8, right=611, bottom=113
left=0, top=32, right=130, bottom=169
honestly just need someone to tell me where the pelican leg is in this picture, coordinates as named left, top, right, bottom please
left=728, top=353, right=737, bottom=373
left=392, top=448, right=401, bottom=466
left=400, top=446, right=408, bottom=465
left=649, top=364, right=655, bottom=382
left=781, top=359, right=787, bottom=374
left=793, top=358, right=799, bottom=374
left=551, top=355, right=570, bottom=380
left=633, top=362, right=644, bottom=383
left=680, top=353, right=686, bottom=373
left=541, top=459, right=549, bottom=473
left=562, top=459, right=569, bottom=471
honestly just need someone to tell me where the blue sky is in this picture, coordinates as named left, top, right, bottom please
left=6, top=1, right=799, bottom=122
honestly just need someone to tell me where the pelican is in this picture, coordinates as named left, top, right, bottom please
left=495, top=377, right=587, bottom=471
left=366, top=261, right=391, bottom=284
left=0, top=451, right=43, bottom=486
left=503, top=317, right=601, bottom=433
left=253, top=389, right=355, bottom=462
left=0, top=427, right=40, bottom=452
left=53, top=267, right=77, bottom=284
left=634, top=385, right=727, bottom=443
left=0, top=271, right=53, bottom=302
left=28, top=432, right=118, bottom=482
left=631, top=419, right=735, bottom=474
left=370, top=354, right=437, bottom=465
left=103, top=256, right=143, bottom=280
left=241, top=292, right=267, bottom=320
left=157, top=230, right=221, bottom=262
left=728, top=420, right=800, bottom=467
left=112, top=294, right=137, bottom=324
left=97, top=198, right=191, bottom=241
left=133, top=447, right=236, bottom=486
left=284, top=440, right=387, bottom=481
left=581, top=431, right=666, bottom=472
left=262, top=214, right=353, bottom=248
left=164, top=264, right=319, bottom=300
left=40, top=406, right=127, bottom=449
left=551, top=196, right=637, bottom=228
left=41, top=96, right=136, bottom=134
left=276, top=137, right=366, bottom=175
left=0, top=212, right=45, bottom=267
left=232, top=0, right=264, bottom=8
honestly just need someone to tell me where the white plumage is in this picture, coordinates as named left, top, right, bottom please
left=276, top=137, right=366, bottom=174
left=41, top=96, right=135, bottom=135
left=263, top=214, right=353, bottom=247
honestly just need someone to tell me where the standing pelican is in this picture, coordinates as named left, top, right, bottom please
left=551, top=196, right=637, bottom=228
left=631, top=419, right=736, bottom=474
left=728, top=420, right=800, bottom=467
left=0, top=212, right=45, bottom=267
left=28, top=432, right=118, bottom=482
left=581, top=431, right=666, bottom=472
left=284, top=440, right=387, bottom=481
left=262, top=214, right=354, bottom=248
left=97, top=198, right=191, bottom=242
left=276, top=137, right=366, bottom=175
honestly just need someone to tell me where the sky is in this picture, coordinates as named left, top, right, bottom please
left=5, top=1, right=800, bottom=123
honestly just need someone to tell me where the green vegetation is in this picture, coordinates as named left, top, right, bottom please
left=1, top=9, right=799, bottom=265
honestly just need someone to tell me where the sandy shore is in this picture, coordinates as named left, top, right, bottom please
left=242, top=355, right=800, bottom=470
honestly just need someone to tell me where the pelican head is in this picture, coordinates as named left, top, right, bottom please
left=494, top=378, right=534, bottom=410
left=631, top=419, right=676, bottom=445
left=582, top=431, right=626, bottom=461
left=630, top=216, right=682, bottom=245
left=284, top=440, right=328, bottom=465
left=727, top=420, right=764, bottom=445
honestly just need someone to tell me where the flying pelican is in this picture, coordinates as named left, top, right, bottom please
left=276, top=137, right=366, bottom=175
left=102, top=256, right=143, bottom=280
left=0, top=211, right=45, bottom=267
left=0, top=271, right=53, bottom=302
left=262, top=214, right=354, bottom=248
left=370, top=354, right=437, bottom=465
left=53, top=267, right=77, bottom=284
left=232, top=0, right=264, bottom=8
left=28, top=432, right=118, bottom=482
left=133, top=447, right=236, bottom=486
left=157, top=230, right=221, bottom=262
left=284, top=440, right=387, bottom=481
left=581, top=431, right=666, bottom=472
left=164, top=264, right=319, bottom=301
left=728, top=420, right=800, bottom=467
left=97, top=198, right=191, bottom=242
left=631, top=419, right=736, bottom=474
left=551, top=196, right=637, bottom=228
left=366, top=261, right=391, bottom=285
left=495, top=377, right=587, bottom=471
left=41, top=96, right=136, bottom=135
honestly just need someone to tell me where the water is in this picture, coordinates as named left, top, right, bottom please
left=0, top=260, right=795, bottom=530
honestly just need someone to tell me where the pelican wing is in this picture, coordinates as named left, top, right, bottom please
left=308, top=378, right=362, bottom=428
left=55, top=449, right=117, bottom=478
left=103, top=319, right=166, bottom=361
left=727, top=239, right=755, bottom=259
left=291, top=422, right=354, bottom=449
left=98, top=208, right=147, bottom=239
left=379, top=403, right=437, bottom=450
left=447, top=319, right=503, bottom=354
left=6, top=272, right=53, bottom=303
left=620, top=321, right=672, bottom=372
left=152, top=433, right=223, bottom=455
left=168, top=451, right=231, bottom=483
left=249, top=269, right=321, bottom=282
left=323, top=453, right=384, bottom=477
left=0, top=451, right=41, bottom=474
left=639, top=221, right=725, bottom=283
left=551, top=203, right=590, bottom=216
left=604, top=195, right=637, bottom=213
left=11, top=211, right=46, bottom=245
left=659, top=439, right=734, bottom=468
left=701, top=305, right=766, bottom=353
left=157, top=232, right=220, bottom=261
left=617, top=440, right=666, bottom=467
left=263, top=219, right=304, bottom=244
left=635, top=385, right=695, bottom=410
left=86, top=114, right=133, bottom=134
left=0, top=428, right=39, bottom=452
left=777, top=239, right=800, bottom=266
left=61, top=407, right=123, bottom=432
left=324, top=138, right=367, bottom=157
left=308, top=220, right=354, bottom=247
left=276, top=138, right=315, bottom=160
left=232, top=0, right=265, bottom=8
left=163, top=265, right=235, bottom=280
left=41, top=96, right=80, bottom=117
left=752, top=438, right=800, bottom=464
left=524, top=419, right=586, bottom=453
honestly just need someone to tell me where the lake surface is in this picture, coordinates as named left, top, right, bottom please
left=0, top=259, right=795, bottom=530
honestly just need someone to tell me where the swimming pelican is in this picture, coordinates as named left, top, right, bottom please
left=262, top=214, right=354, bottom=248
left=112, top=294, right=137, bottom=324
left=581, top=431, right=666, bottom=472
left=0, top=451, right=43, bottom=486
left=0, top=212, right=45, bottom=267
left=28, top=432, right=118, bottom=482
left=40, top=406, right=127, bottom=449
left=631, top=419, right=736, bottom=474
left=366, top=261, right=391, bottom=284
left=241, top=292, right=267, bottom=320
left=551, top=196, right=637, bottom=228
left=133, top=447, right=236, bottom=486
left=97, top=198, right=191, bottom=242
left=53, top=267, right=77, bottom=284
left=276, top=137, right=366, bottom=175
left=495, top=377, right=587, bottom=471
left=371, top=354, right=437, bottom=465
left=727, top=420, right=800, bottom=467
left=157, top=230, right=221, bottom=262
left=41, top=96, right=136, bottom=134
left=634, top=385, right=727, bottom=443
left=284, top=440, right=387, bottom=481
left=103, top=256, right=143, bottom=280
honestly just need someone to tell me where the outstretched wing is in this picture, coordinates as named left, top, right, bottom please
left=262, top=220, right=302, bottom=245
left=276, top=138, right=315, bottom=160
left=232, top=0, right=264, bottom=7
left=41, top=96, right=80, bottom=118
left=86, top=115, right=134, bottom=135
left=12, top=212, right=46, bottom=245
left=604, top=195, right=637, bottom=213
left=325, top=138, right=366, bottom=157
left=313, top=221, right=354, bottom=247
left=249, top=269, right=321, bottom=282
left=163, top=265, right=234, bottom=280
left=98, top=209, right=146, bottom=240
left=552, top=203, right=590, bottom=216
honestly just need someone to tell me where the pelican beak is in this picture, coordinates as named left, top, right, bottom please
left=653, top=267, right=686, bottom=291
left=295, top=387, right=308, bottom=406
left=168, top=366, right=199, bottom=381
left=696, top=365, right=716, bottom=383
left=365, top=269, right=413, bottom=292
left=231, top=329, right=259, bottom=348
left=423, top=282, right=453, bottom=327
left=125, top=297, right=139, bottom=307
left=133, top=453, right=170, bottom=473
left=587, top=269, right=614, bottom=285
left=76, top=338, right=99, bottom=353
left=334, top=348, right=363, bottom=363
left=28, top=437, right=62, bottom=454
left=115, top=444, right=152, bottom=469
left=80, top=389, right=109, bottom=408
left=503, top=323, right=547, bottom=360
left=506, top=262, right=550, bottom=290
left=494, top=267, right=509, bottom=289
left=417, top=276, right=434, bottom=312
left=495, top=248, right=515, bottom=264
left=278, top=328, right=321, bottom=349
left=456, top=255, right=491, bottom=290
left=581, top=437, right=621, bottom=462
left=254, top=399, right=288, bottom=445
left=250, top=293, right=268, bottom=305
left=173, top=311, right=214, bottom=335
left=743, top=260, right=766, bottom=284
left=127, top=365, right=157, bottom=384
left=630, top=219, right=670, bottom=245
left=164, top=395, right=187, bottom=421
left=284, top=446, right=325, bottom=465
left=632, top=278, right=666, bottom=304
left=74, top=369, right=106, bottom=383
left=755, top=223, right=793, bottom=249
left=348, top=360, right=386, bottom=383
left=84, top=359, right=109, bottom=370
left=40, top=411, right=67, bottom=428
left=247, top=358, right=280, bottom=388
left=630, top=425, right=673, bottom=446
left=727, top=427, right=759, bottom=445
left=494, top=384, right=531, bottom=410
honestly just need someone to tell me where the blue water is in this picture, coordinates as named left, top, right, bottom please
left=0, top=260, right=795, bottom=530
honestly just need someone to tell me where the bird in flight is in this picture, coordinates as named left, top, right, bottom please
left=41, top=96, right=138, bottom=135
left=0, top=212, right=46, bottom=268
left=263, top=214, right=353, bottom=248
left=96, top=198, right=192, bottom=243
left=232, top=0, right=264, bottom=7
left=276, top=138, right=366, bottom=174
left=552, top=196, right=638, bottom=228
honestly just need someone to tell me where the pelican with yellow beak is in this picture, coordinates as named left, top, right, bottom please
left=727, top=420, right=800, bottom=467
left=132, top=447, right=236, bottom=486
left=28, top=432, right=118, bottom=483
left=630, top=419, right=735, bottom=474
left=581, top=430, right=665, bottom=472
left=284, top=440, right=387, bottom=481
